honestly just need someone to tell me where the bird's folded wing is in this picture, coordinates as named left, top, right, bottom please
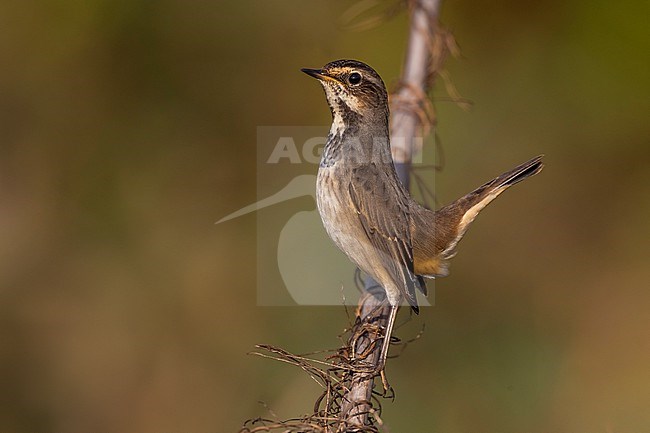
left=348, top=164, right=421, bottom=311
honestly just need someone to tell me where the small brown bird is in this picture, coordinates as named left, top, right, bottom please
left=302, top=59, right=543, bottom=369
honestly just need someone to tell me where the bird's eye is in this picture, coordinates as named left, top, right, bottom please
left=348, top=72, right=362, bottom=85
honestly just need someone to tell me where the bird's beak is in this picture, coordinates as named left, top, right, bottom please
left=301, top=68, right=338, bottom=83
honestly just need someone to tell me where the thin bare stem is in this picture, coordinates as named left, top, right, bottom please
left=340, top=0, right=445, bottom=429
left=240, top=1, right=459, bottom=431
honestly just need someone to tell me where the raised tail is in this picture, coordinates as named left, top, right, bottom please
left=448, top=155, right=544, bottom=221
left=412, top=155, right=544, bottom=278
left=445, top=154, right=544, bottom=235
left=487, top=154, right=544, bottom=190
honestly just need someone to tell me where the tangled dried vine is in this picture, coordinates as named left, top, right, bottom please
left=239, top=297, right=423, bottom=433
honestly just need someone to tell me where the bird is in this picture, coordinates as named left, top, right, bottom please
left=301, top=59, right=543, bottom=370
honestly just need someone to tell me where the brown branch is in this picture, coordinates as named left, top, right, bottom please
left=390, top=0, right=442, bottom=165
left=239, top=1, right=461, bottom=431
left=339, top=0, right=448, bottom=429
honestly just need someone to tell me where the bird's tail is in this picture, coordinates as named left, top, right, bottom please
left=414, top=155, right=544, bottom=277
left=444, top=154, right=544, bottom=244
left=412, top=155, right=544, bottom=278
left=471, top=155, right=544, bottom=199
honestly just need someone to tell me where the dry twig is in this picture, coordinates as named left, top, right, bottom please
left=240, top=1, right=462, bottom=430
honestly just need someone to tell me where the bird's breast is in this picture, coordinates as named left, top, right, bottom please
left=316, top=167, right=366, bottom=262
left=316, top=166, right=352, bottom=232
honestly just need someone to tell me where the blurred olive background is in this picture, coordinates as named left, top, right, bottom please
left=1, top=1, right=648, bottom=432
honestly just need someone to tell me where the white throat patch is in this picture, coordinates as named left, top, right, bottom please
left=320, top=81, right=363, bottom=137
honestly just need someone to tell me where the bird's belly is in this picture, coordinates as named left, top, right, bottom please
left=316, top=168, right=374, bottom=273
left=316, top=166, right=405, bottom=306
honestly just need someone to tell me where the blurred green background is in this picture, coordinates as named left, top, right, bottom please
left=1, top=1, right=648, bottom=432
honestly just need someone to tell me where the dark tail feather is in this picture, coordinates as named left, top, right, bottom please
left=495, top=155, right=544, bottom=189
left=417, top=155, right=544, bottom=275
left=443, top=155, right=544, bottom=246
left=460, top=155, right=544, bottom=203
left=417, top=275, right=428, bottom=296
left=405, top=275, right=423, bottom=314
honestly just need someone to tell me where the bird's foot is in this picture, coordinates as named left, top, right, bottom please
left=379, top=369, right=394, bottom=397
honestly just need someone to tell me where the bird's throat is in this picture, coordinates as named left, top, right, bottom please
left=320, top=113, right=345, bottom=168
left=321, top=113, right=391, bottom=169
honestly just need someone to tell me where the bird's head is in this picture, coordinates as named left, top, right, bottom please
left=301, top=59, right=388, bottom=118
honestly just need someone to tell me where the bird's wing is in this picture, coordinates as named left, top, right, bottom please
left=348, top=164, right=421, bottom=312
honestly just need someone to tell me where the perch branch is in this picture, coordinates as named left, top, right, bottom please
left=339, top=0, right=446, bottom=429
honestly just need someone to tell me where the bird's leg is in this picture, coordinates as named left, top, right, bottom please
left=380, top=369, right=391, bottom=396
left=377, top=304, right=398, bottom=371
left=375, top=304, right=398, bottom=394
